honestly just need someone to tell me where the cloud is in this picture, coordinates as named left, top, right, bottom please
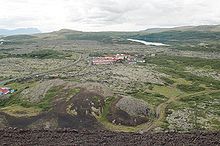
left=0, top=0, right=220, bottom=32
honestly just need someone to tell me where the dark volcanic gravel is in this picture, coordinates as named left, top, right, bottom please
left=0, top=128, right=219, bottom=146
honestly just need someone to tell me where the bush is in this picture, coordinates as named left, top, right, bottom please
left=8, top=49, right=68, bottom=59
left=161, top=77, right=175, bottom=85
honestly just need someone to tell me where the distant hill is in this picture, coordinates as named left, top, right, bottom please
left=0, top=28, right=41, bottom=36
left=5, top=24, right=219, bottom=44
left=34, top=24, right=220, bottom=41
left=144, top=25, right=220, bottom=34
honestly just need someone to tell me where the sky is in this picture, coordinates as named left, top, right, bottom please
left=1, top=0, right=220, bottom=32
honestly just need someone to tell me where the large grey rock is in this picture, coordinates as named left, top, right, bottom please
left=116, top=96, right=149, bottom=117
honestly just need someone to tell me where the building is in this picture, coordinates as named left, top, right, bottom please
left=92, top=54, right=131, bottom=65
left=0, top=87, right=15, bottom=96
left=151, top=54, right=156, bottom=57
left=115, top=54, right=130, bottom=60
left=137, top=59, right=146, bottom=63
left=92, top=57, right=118, bottom=65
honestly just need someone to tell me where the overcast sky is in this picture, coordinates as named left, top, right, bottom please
left=1, top=0, right=220, bottom=32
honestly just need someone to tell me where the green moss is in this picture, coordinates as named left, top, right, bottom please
left=143, top=55, right=220, bottom=90
left=92, top=96, right=100, bottom=104
left=152, top=85, right=183, bottom=98
left=166, top=91, right=220, bottom=130
left=66, top=88, right=80, bottom=101
left=161, top=77, right=175, bottom=85
left=132, top=92, right=168, bottom=108
left=177, top=83, right=205, bottom=93
left=211, top=118, right=220, bottom=130
left=0, top=105, right=41, bottom=117
left=100, top=96, right=116, bottom=121
left=160, top=120, right=170, bottom=130
left=39, top=86, right=80, bottom=111
left=0, top=84, right=80, bottom=112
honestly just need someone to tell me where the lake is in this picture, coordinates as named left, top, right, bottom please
left=127, top=39, right=169, bottom=46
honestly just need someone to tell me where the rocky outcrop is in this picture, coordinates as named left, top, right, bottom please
left=107, top=96, right=151, bottom=126
left=116, top=96, right=150, bottom=117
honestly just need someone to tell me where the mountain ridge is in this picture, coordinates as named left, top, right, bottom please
left=143, top=25, right=220, bottom=33
left=0, top=28, right=41, bottom=36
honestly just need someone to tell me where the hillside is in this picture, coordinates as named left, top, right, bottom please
left=0, top=28, right=40, bottom=36
left=40, top=24, right=220, bottom=44
left=144, top=25, right=220, bottom=33
left=130, top=25, right=220, bottom=52
left=2, top=24, right=220, bottom=52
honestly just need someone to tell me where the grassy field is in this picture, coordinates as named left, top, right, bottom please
left=144, top=55, right=220, bottom=89
left=132, top=91, right=168, bottom=109
left=0, top=105, right=41, bottom=117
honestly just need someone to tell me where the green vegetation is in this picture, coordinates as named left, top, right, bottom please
left=1, top=26, right=220, bottom=131
left=65, top=88, right=80, bottom=101
left=180, top=92, right=220, bottom=115
left=127, top=55, right=220, bottom=131
left=1, top=35, right=37, bottom=46
left=152, top=85, right=182, bottom=97
left=95, top=96, right=150, bottom=132
left=166, top=91, right=220, bottom=130
left=89, top=52, right=105, bottom=57
left=125, top=27, right=220, bottom=52
left=132, top=92, right=168, bottom=108
left=3, top=35, right=37, bottom=41
left=161, top=77, right=175, bottom=85
left=36, top=86, right=62, bottom=110
left=177, top=83, right=205, bottom=93
left=0, top=91, right=37, bottom=110
left=100, top=96, right=116, bottom=122
left=172, top=78, right=192, bottom=85
left=0, top=48, right=78, bottom=60
left=91, top=96, right=100, bottom=105
left=133, top=31, right=220, bottom=43
left=38, top=85, right=80, bottom=110
left=25, top=49, right=65, bottom=59
left=65, top=33, right=113, bottom=43
left=8, top=49, right=70, bottom=59
left=0, top=53, right=7, bottom=59
left=168, top=70, right=220, bottom=89
left=131, top=30, right=220, bottom=52
left=0, top=83, right=80, bottom=114
left=0, top=105, right=41, bottom=117
left=144, top=55, right=220, bottom=90
left=145, top=55, right=220, bottom=71
left=173, top=42, right=220, bottom=52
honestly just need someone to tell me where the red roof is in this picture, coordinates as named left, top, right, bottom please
left=0, top=88, right=10, bottom=94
